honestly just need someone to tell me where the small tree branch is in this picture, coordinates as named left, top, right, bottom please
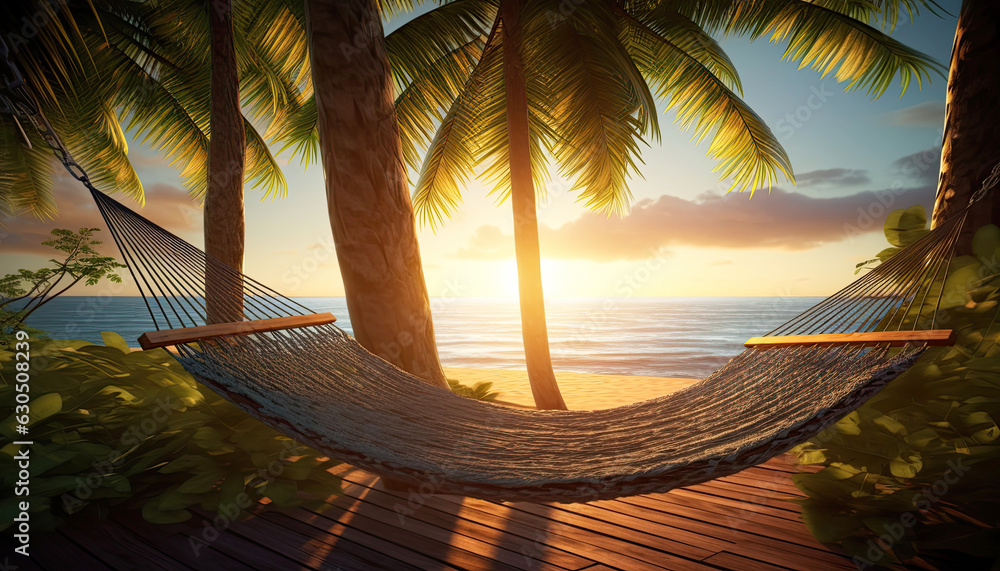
left=17, top=275, right=84, bottom=323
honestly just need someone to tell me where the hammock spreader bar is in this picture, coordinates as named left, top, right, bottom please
left=138, top=313, right=338, bottom=350
left=745, top=329, right=957, bottom=348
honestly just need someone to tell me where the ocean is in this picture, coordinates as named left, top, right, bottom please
left=22, top=296, right=822, bottom=379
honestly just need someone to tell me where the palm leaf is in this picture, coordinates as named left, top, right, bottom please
left=0, top=123, right=56, bottom=219
left=532, top=8, right=652, bottom=215
left=722, top=0, right=947, bottom=96
left=622, top=10, right=794, bottom=193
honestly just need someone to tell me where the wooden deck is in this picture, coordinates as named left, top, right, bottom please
left=6, top=455, right=867, bottom=570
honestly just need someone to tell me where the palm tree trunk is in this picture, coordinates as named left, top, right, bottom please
left=204, top=0, right=246, bottom=324
left=931, top=0, right=1000, bottom=238
left=304, top=0, right=447, bottom=388
left=501, top=0, right=567, bottom=410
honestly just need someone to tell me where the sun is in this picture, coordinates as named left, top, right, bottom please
left=500, top=259, right=561, bottom=299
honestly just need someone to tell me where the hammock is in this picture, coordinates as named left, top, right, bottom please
left=2, top=44, right=996, bottom=501
left=90, top=188, right=969, bottom=502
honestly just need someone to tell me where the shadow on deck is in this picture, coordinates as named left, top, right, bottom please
left=10, top=455, right=873, bottom=570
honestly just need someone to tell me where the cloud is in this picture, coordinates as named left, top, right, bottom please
left=455, top=185, right=935, bottom=261
left=795, top=168, right=871, bottom=187
left=890, top=147, right=941, bottom=186
left=885, top=101, right=945, bottom=128
left=1, top=179, right=200, bottom=256
left=455, top=225, right=510, bottom=259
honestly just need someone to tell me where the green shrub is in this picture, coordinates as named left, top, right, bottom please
left=792, top=207, right=1000, bottom=568
left=448, top=378, right=500, bottom=401
left=1, top=228, right=124, bottom=349
left=0, top=333, right=342, bottom=531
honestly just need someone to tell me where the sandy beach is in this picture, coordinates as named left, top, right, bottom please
left=444, top=367, right=700, bottom=410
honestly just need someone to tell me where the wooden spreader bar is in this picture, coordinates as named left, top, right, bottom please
left=138, top=313, right=337, bottom=350
left=745, top=329, right=956, bottom=349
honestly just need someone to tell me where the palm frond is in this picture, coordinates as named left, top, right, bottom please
left=628, top=3, right=744, bottom=94
left=724, top=0, right=946, bottom=97
left=386, top=0, right=496, bottom=94
left=622, top=11, right=793, bottom=193
left=0, top=121, right=56, bottom=219
left=394, top=38, right=484, bottom=172
left=276, top=94, right=319, bottom=167
left=468, top=16, right=552, bottom=206
left=243, top=117, right=288, bottom=199
left=411, top=18, right=503, bottom=228
left=53, top=93, right=145, bottom=203
left=530, top=9, right=651, bottom=215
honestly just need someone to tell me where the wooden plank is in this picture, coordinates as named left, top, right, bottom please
left=60, top=518, right=192, bottom=570
left=138, top=312, right=336, bottom=350
left=684, top=480, right=804, bottom=512
left=109, top=509, right=254, bottom=571
left=302, top=489, right=526, bottom=571
left=621, top=494, right=808, bottom=537
left=266, top=509, right=452, bottom=571
left=599, top=496, right=854, bottom=570
left=745, top=329, right=956, bottom=348
left=337, top=478, right=595, bottom=570
left=725, top=539, right=855, bottom=570
left=647, top=487, right=804, bottom=523
left=260, top=511, right=426, bottom=571
left=336, top=468, right=714, bottom=571
left=191, top=506, right=398, bottom=571
left=334, top=463, right=844, bottom=568
left=178, top=513, right=305, bottom=570
left=715, top=472, right=803, bottom=497
left=704, top=552, right=791, bottom=571
left=29, top=533, right=111, bottom=570
left=342, top=470, right=661, bottom=570
left=330, top=480, right=573, bottom=571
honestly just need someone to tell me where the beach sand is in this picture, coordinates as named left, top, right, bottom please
left=444, top=367, right=700, bottom=410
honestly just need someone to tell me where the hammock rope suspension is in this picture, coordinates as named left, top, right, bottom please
left=3, top=38, right=998, bottom=502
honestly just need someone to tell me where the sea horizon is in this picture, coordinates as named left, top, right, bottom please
left=20, top=296, right=823, bottom=379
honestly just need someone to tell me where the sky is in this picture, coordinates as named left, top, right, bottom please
left=0, top=1, right=963, bottom=299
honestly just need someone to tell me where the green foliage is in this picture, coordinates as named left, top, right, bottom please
left=448, top=378, right=500, bottom=402
left=393, top=0, right=945, bottom=229
left=855, top=205, right=931, bottom=273
left=0, top=334, right=341, bottom=532
left=793, top=211, right=1000, bottom=568
left=0, top=0, right=307, bottom=219
left=1, top=228, right=124, bottom=347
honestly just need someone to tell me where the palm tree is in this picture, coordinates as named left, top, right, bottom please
left=297, top=0, right=450, bottom=388
left=931, top=0, right=1000, bottom=240
left=205, top=0, right=247, bottom=323
left=0, top=0, right=303, bottom=320
left=2, top=0, right=453, bottom=387
left=394, top=0, right=944, bottom=409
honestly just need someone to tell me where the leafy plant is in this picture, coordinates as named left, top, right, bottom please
left=448, top=378, right=500, bottom=402
left=793, top=207, right=1000, bottom=569
left=1, top=228, right=124, bottom=346
left=855, top=205, right=931, bottom=274
left=0, top=333, right=341, bottom=531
